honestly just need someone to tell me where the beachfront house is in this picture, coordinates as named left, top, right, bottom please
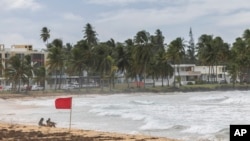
left=194, top=66, right=230, bottom=83
left=171, top=64, right=201, bottom=85
left=148, top=64, right=201, bottom=86
left=151, top=64, right=231, bottom=86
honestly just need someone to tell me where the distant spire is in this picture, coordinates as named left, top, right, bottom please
left=189, top=27, right=193, bottom=37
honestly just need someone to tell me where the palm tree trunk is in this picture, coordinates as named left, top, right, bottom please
left=161, top=76, right=164, bottom=87
left=178, top=64, right=181, bottom=86
left=153, top=74, right=155, bottom=87
left=109, top=76, right=112, bottom=91
left=125, top=73, right=130, bottom=88
left=18, top=78, right=21, bottom=92
left=167, top=76, right=170, bottom=87
left=208, top=66, right=210, bottom=83
left=173, top=64, right=176, bottom=87
left=143, top=63, right=146, bottom=88
left=59, top=67, right=62, bottom=89
left=78, top=69, right=81, bottom=91
left=216, top=63, right=218, bottom=83
left=223, top=65, right=226, bottom=81
left=55, top=70, right=57, bottom=90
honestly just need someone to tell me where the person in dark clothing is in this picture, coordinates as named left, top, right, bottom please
left=46, top=118, right=56, bottom=127
left=38, top=118, right=46, bottom=126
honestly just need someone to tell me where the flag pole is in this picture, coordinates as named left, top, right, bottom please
left=69, top=102, right=72, bottom=132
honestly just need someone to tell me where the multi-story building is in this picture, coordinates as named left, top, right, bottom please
left=194, top=65, right=230, bottom=83
left=150, top=64, right=201, bottom=86
left=153, top=64, right=230, bottom=86
left=0, top=44, right=45, bottom=87
left=172, top=64, right=201, bottom=85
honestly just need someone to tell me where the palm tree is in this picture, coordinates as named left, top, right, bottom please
left=212, top=36, right=230, bottom=82
left=0, top=59, right=4, bottom=78
left=5, top=55, right=31, bottom=92
left=23, top=55, right=33, bottom=89
left=116, top=43, right=132, bottom=88
left=68, top=43, right=88, bottom=88
left=155, top=50, right=173, bottom=87
left=69, top=40, right=94, bottom=88
left=33, top=66, right=46, bottom=90
left=40, top=27, right=50, bottom=46
left=46, top=39, right=65, bottom=90
left=151, top=29, right=165, bottom=52
left=227, top=50, right=239, bottom=87
left=106, top=39, right=119, bottom=88
left=134, top=30, right=152, bottom=88
left=83, top=23, right=98, bottom=47
left=242, top=29, right=250, bottom=82
left=92, top=44, right=114, bottom=90
left=197, top=34, right=216, bottom=83
left=231, top=37, right=249, bottom=83
left=166, top=37, right=185, bottom=87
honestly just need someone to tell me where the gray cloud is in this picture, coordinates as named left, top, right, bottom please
left=1, top=0, right=250, bottom=49
left=0, top=0, right=42, bottom=11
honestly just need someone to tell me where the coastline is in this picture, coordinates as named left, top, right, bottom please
left=0, top=84, right=250, bottom=99
left=0, top=87, right=247, bottom=140
left=0, top=92, right=182, bottom=141
left=0, top=122, right=179, bottom=141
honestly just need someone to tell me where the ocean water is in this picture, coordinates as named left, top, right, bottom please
left=1, top=91, right=250, bottom=141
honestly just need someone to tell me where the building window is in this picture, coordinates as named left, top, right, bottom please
left=218, top=74, right=223, bottom=78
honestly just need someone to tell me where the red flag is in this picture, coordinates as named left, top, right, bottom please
left=55, top=97, right=72, bottom=109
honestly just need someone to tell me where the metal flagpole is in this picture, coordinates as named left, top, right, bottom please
left=69, top=102, right=72, bottom=132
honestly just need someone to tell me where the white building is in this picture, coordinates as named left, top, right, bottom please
left=195, top=65, right=230, bottom=83
left=151, top=64, right=201, bottom=86
left=172, top=64, right=201, bottom=85
left=152, top=64, right=231, bottom=86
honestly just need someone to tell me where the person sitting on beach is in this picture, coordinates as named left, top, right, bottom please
left=38, top=118, right=46, bottom=126
left=46, top=118, right=56, bottom=127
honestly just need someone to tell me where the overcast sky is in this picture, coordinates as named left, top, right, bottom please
left=1, top=0, right=250, bottom=50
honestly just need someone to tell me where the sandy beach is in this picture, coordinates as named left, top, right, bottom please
left=0, top=93, right=180, bottom=141
left=0, top=122, right=179, bottom=141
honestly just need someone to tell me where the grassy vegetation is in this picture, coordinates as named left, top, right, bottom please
left=1, top=83, right=250, bottom=95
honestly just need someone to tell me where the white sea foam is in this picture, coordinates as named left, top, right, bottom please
left=182, top=125, right=221, bottom=134
left=220, top=95, right=250, bottom=105
left=130, top=100, right=155, bottom=105
left=139, top=117, right=172, bottom=131
left=189, top=94, right=228, bottom=102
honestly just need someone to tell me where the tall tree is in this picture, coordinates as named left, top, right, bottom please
left=33, top=66, right=46, bottom=90
left=151, top=29, right=165, bottom=52
left=166, top=37, right=185, bottom=87
left=47, top=39, right=65, bottom=90
left=83, top=23, right=98, bottom=47
left=116, top=43, right=132, bottom=88
left=134, top=30, right=152, bottom=88
left=155, top=50, right=173, bottom=87
left=68, top=40, right=93, bottom=89
left=231, top=37, right=250, bottom=83
left=40, top=27, right=50, bottom=46
left=186, top=28, right=196, bottom=64
left=93, top=44, right=114, bottom=90
left=197, top=34, right=215, bottom=82
left=5, top=55, right=31, bottom=92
